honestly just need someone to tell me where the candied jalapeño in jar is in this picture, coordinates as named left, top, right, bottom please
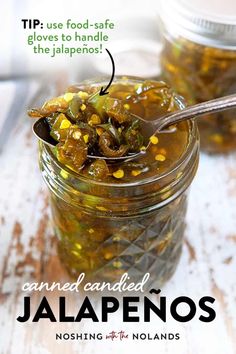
left=29, top=76, right=199, bottom=288
left=160, top=0, right=236, bottom=153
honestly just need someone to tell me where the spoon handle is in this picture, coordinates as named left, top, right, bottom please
left=155, top=93, right=236, bottom=130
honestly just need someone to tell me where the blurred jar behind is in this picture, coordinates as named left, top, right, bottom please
left=159, top=0, right=236, bottom=153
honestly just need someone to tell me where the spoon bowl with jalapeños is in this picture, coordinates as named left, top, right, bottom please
left=31, top=78, right=236, bottom=163
left=28, top=76, right=200, bottom=287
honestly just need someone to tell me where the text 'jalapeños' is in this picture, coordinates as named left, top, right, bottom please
left=17, top=292, right=216, bottom=323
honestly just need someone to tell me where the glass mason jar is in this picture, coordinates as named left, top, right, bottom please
left=160, top=0, right=236, bottom=153
left=38, top=77, right=199, bottom=289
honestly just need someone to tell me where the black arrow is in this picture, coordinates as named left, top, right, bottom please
left=99, top=48, right=115, bottom=96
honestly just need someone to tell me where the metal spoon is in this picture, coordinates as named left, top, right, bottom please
left=33, top=93, right=236, bottom=162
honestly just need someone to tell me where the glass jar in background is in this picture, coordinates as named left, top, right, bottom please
left=38, top=77, right=199, bottom=289
left=160, top=0, right=236, bottom=153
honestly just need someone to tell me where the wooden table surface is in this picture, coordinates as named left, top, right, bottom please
left=0, top=79, right=236, bottom=354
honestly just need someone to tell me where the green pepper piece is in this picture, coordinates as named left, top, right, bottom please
left=57, top=137, right=87, bottom=171
left=172, top=42, right=182, bottom=59
left=67, top=95, right=83, bottom=121
left=88, top=159, right=109, bottom=180
left=99, top=131, right=129, bottom=157
left=76, top=122, right=97, bottom=149
left=103, top=97, right=130, bottom=124
left=50, top=113, right=71, bottom=142
left=97, top=122, right=121, bottom=144
left=88, top=91, right=107, bottom=117
left=123, top=118, right=144, bottom=152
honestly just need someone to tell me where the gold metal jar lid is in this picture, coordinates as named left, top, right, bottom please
left=160, top=0, right=236, bottom=49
